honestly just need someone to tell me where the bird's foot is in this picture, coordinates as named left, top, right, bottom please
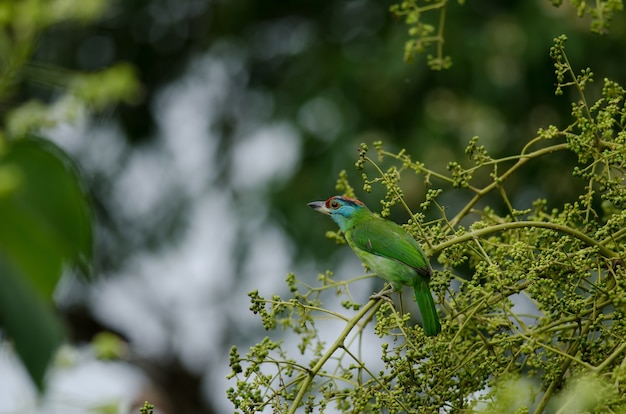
left=369, top=288, right=394, bottom=303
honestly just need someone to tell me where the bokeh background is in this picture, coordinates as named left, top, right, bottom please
left=1, top=0, right=625, bottom=413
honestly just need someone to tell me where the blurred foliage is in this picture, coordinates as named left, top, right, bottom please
left=6, top=63, right=140, bottom=137
left=556, top=0, right=624, bottom=34
left=0, top=138, right=91, bottom=390
left=0, top=0, right=107, bottom=102
left=390, top=0, right=455, bottom=69
left=0, top=0, right=139, bottom=390
left=91, top=331, right=129, bottom=360
left=0, top=0, right=140, bottom=136
left=391, top=0, right=623, bottom=69
left=228, top=33, right=626, bottom=413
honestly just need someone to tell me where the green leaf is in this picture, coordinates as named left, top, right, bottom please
left=0, top=137, right=93, bottom=389
left=0, top=256, right=65, bottom=390
left=0, top=138, right=92, bottom=294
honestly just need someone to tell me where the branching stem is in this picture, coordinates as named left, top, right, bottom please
left=287, top=298, right=382, bottom=414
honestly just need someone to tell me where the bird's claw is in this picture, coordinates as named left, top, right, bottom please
left=369, top=288, right=394, bottom=303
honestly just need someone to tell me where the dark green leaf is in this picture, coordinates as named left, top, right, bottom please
left=0, top=138, right=92, bottom=296
left=0, top=137, right=93, bottom=389
left=0, top=255, right=65, bottom=390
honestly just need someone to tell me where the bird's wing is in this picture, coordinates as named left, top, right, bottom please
left=349, top=216, right=432, bottom=277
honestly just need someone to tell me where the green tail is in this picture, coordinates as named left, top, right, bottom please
left=413, top=279, right=441, bottom=336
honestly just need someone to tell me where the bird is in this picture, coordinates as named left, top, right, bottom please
left=308, top=195, right=441, bottom=336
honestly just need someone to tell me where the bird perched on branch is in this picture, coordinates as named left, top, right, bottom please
left=308, top=196, right=441, bottom=336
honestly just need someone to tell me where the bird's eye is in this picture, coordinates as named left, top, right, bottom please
left=329, top=200, right=340, bottom=209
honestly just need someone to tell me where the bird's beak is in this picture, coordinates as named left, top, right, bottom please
left=308, top=200, right=330, bottom=215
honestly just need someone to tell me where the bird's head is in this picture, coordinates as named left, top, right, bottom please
left=308, top=196, right=368, bottom=232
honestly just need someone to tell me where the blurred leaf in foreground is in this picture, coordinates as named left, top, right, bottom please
left=0, top=137, right=92, bottom=390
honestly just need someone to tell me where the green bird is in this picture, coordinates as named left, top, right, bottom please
left=308, top=196, right=441, bottom=336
